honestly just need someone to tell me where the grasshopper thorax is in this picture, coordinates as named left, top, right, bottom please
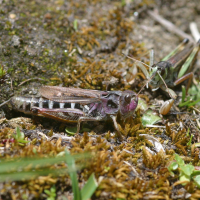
left=101, top=91, right=138, bottom=118
left=149, top=61, right=172, bottom=91
left=119, top=90, right=138, bottom=119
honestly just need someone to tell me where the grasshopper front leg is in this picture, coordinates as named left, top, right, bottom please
left=110, top=115, right=123, bottom=140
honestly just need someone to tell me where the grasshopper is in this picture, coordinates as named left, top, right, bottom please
left=1, top=86, right=139, bottom=136
left=127, top=38, right=200, bottom=115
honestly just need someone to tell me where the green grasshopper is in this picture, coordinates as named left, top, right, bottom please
left=127, top=38, right=200, bottom=115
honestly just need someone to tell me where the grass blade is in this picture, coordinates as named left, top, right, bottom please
left=187, top=98, right=200, bottom=107
left=81, top=173, right=98, bottom=200
left=65, top=149, right=81, bottom=200
left=0, top=168, right=68, bottom=182
left=0, top=151, right=92, bottom=182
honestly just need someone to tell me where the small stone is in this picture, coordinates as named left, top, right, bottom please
left=12, top=35, right=20, bottom=47
left=9, top=13, right=16, bottom=19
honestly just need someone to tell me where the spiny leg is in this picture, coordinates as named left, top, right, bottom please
left=174, top=72, right=193, bottom=93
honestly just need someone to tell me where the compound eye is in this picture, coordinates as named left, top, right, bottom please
left=124, top=95, right=131, bottom=104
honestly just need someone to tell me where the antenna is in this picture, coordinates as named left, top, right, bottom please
left=124, top=54, right=151, bottom=69
left=137, top=71, right=157, bottom=95
left=0, top=99, right=11, bottom=107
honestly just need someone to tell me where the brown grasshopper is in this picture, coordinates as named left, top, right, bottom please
left=4, top=86, right=139, bottom=135
left=127, top=38, right=200, bottom=114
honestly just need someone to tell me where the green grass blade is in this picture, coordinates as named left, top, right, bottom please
left=81, top=173, right=98, bottom=200
left=162, top=39, right=189, bottom=61
left=0, top=156, right=66, bottom=173
left=0, top=152, right=91, bottom=174
left=73, top=19, right=78, bottom=31
left=0, top=152, right=92, bottom=183
left=0, top=168, right=68, bottom=182
left=65, top=126, right=77, bottom=135
left=179, top=99, right=192, bottom=107
left=178, top=44, right=200, bottom=78
left=187, top=98, right=200, bottom=107
left=65, top=149, right=81, bottom=200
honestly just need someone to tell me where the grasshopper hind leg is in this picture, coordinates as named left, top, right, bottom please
left=174, top=39, right=200, bottom=92
left=174, top=72, right=193, bottom=93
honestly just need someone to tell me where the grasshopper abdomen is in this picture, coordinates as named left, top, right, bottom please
left=10, top=96, right=81, bottom=115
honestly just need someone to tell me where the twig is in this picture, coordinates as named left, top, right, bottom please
left=191, top=106, right=200, bottom=114
left=37, top=131, right=49, bottom=140
left=147, top=10, right=194, bottom=43
left=49, top=134, right=74, bottom=141
left=18, top=78, right=45, bottom=86
left=10, top=77, right=13, bottom=91
left=193, top=110, right=200, bottom=129
left=123, top=161, right=140, bottom=178
left=0, top=98, right=12, bottom=107
left=145, top=125, right=165, bottom=128
left=190, top=22, right=200, bottom=42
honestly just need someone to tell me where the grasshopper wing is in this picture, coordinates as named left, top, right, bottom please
left=39, top=86, right=103, bottom=104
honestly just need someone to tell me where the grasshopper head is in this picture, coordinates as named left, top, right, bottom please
left=149, top=61, right=171, bottom=91
left=119, top=91, right=138, bottom=119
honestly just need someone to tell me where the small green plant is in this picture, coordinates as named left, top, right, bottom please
left=121, top=0, right=126, bottom=6
left=0, top=65, right=6, bottom=78
left=179, top=85, right=200, bottom=107
left=65, top=126, right=77, bottom=135
left=65, top=125, right=90, bottom=135
left=14, top=127, right=29, bottom=145
left=44, top=185, right=56, bottom=200
left=65, top=149, right=98, bottom=200
left=168, top=154, right=200, bottom=187
left=73, top=19, right=78, bottom=31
